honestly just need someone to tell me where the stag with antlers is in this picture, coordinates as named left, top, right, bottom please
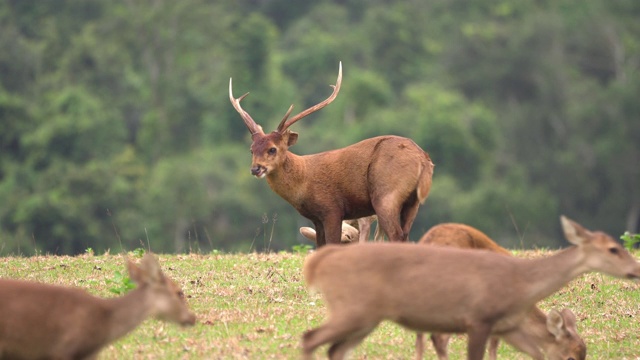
left=229, top=63, right=434, bottom=246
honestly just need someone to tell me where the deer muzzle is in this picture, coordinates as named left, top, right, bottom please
left=181, top=311, right=197, bottom=326
left=251, top=165, right=267, bottom=178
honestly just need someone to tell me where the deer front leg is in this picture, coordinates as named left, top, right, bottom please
left=467, top=324, right=492, bottom=360
left=487, top=337, right=500, bottom=360
left=321, top=215, right=344, bottom=245
left=430, top=333, right=451, bottom=360
left=312, top=220, right=327, bottom=247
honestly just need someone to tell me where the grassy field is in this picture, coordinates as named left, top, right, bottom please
left=1, top=249, right=639, bottom=360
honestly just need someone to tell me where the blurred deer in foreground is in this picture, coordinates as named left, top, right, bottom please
left=0, top=253, right=196, bottom=360
left=302, top=216, right=640, bottom=360
left=229, top=63, right=433, bottom=246
left=417, top=223, right=586, bottom=360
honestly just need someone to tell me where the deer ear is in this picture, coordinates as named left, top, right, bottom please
left=127, top=258, right=144, bottom=285
left=287, top=131, right=298, bottom=146
left=141, top=253, right=163, bottom=282
left=560, top=308, right=578, bottom=331
left=128, top=253, right=163, bottom=287
left=546, top=308, right=566, bottom=340
left=560, top=215, right=589, bottom=246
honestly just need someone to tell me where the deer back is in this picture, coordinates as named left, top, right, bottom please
left=279, top=136, right=432, bottom=220
left=419, top=223, right=511, bottom=255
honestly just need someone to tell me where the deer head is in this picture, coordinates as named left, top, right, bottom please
left=229, top=63, right=342, bottom=178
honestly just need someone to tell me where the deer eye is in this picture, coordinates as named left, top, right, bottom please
left=609, top=247, right=620, bottom=255
left=268, top=147, right=277, bottom=155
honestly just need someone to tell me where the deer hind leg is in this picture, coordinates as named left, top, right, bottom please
left=416, top=332, right=449, bottom=360
left=302, top=315, right=379, bottom=360
left=399, top=193, right=421, bottom=241
left=372, top=193, right=405, bottom=242
left=327, top=326, right=376, bottom=360
left=430, top=333, right=452, bottom=360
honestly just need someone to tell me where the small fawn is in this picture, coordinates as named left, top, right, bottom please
left=301, top=216, right=640, bottom=360
left=417, top=223, right=586, bottom=360
left=0, top=253, right=196, bottom=360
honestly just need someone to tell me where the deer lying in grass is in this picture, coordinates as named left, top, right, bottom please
left=344, top=215, right=386, bottom=243
left=301, top=216, right=386, bottom=245
left=300, top=221, right=360, bottom=244
left=230, top=63, right=434, bottom=246
left=301, top=216, right=640, bottom=360
left=417, top=223, right=586, bottom=360
left=0, top=253, right=196, bottom=360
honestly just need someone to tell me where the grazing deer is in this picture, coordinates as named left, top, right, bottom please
left=0, top=253, right=196, bottom=360
left=229, top=63, right=434, bottom=246
left=301, top=216, right=640, bottom=360
left=417, top=223, right=586, bottom=360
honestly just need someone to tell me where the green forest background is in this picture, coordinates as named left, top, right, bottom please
left=1, top=0, right=638, bottom=255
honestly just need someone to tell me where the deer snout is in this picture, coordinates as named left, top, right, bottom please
left=626, top=264, right=640, bottom=281
left=251, top=165, right=267, bottom=178
left=180, top=311, right=197, bottom=327
left=627, top=271, right=640, bottom=281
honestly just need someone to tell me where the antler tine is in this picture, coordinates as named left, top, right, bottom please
left=277, top=104, right=295, bottom=131
left=229, top=78, right=264, bottom=136
left=277, top=62, right=343, bottom=133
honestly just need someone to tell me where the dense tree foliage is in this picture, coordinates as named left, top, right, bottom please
left=1, top=0, right=638, bottom=255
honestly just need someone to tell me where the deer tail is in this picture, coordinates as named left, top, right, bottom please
left=416, top=153, right=435, bottom=204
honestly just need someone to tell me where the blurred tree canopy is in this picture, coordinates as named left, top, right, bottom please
left=0, top=0, right=638, bottom=255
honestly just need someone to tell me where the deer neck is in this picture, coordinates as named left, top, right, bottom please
left=519, top=246, right=586, bottom=305
left=102, top=286, right=153, bottom=343
left=266, top=152, right=307, bottom=204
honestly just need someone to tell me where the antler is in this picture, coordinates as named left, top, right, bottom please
left=229, top=78, right=264, bottom=136
left=277, top=62, right=342, bottom=133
